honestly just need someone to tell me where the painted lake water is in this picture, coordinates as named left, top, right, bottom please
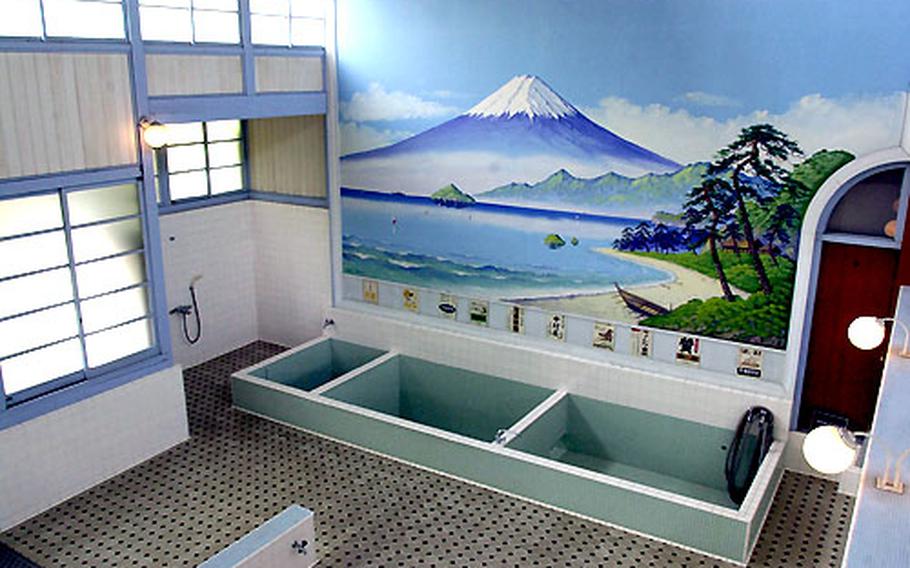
left=341, top=190, right=671, bottom=299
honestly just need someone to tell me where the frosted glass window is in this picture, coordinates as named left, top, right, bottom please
left=251, top=0, right=325, bottom=46
left=0, top=0, right=43, bottom=38
left=291, top=17, right=324, bottom=46
left=206, top=120, right=242, bottom=141
left=139, top=0, right=239, bottom=44
left=193, top=10, right=240, bottom=43
left=0, top=339, right=84, bottom=395
left=0, top=304, right=80, bottom=359
left=159, top=120, right=244, bottom=202
left=71, top=218, right=143, bottom=263
left=43, top=0, right=126, bottom=39
left=0, top=268, right=74, bottom=319
left=166, top=122, right=205, bottom=144
left=251, top=0, right=287, bottom=14
left=251, top=14, right=289, bottom=45
left=291, top=0, right=324, bottom=19
left=208, top=141, right=242, bottom=168
left=0, top=182, right=155, bottom=402
left=81, top=286, right=149, bottom=334
left=85, top=318, right=153, bottom=367
left=0, top=231, right=69, bottom=279
left=1, top=0, right=125, bottom=40
left=67, top=184, right=140, bottom=226
left=169, top=171, right=209, bottom=200
left=210, top=166, right=243, bottom=194
left=0, top=194, right=62, bottom=239
left=167, top=145, right=207, bottom=173
left=76, top=253, right=146, bottom=297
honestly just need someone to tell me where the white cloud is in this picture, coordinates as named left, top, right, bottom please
left=340, top=122, right=412, bottom=155
left=581, top=92, right=905, bottom=164
left=678, top=91, right=739, bottom=108
left=340, top=83, right=458, bottom=122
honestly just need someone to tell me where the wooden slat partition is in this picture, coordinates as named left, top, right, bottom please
left=0, top=52, right=136, bottom=180
left=255, top=56, right=323, bottom=93
left=146, top=54, right=243, bottom=97
left=247, top=116, right=326, bottom=198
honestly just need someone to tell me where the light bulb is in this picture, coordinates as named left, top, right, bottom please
left=141, top=121, right=169, bottom=149
left=847, top=316, right=886, bottom=350
left=802, top=426, right=858, bottom=475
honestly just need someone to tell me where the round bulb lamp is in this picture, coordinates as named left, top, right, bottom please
left=802, top=426, right=857, bottom=475
left=141, top=121, right=169, bottom=149
left=847, top=316, right=886, bottom=351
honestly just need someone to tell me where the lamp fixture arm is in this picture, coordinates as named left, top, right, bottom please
left=878, top=318, right=910, bottom=357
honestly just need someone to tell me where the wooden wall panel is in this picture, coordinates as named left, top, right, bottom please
left=0, top=52, right=136, bottom=180
left=247, top=116, right=326, bottom=198
left=255, top=56, right=323, bottom=93
left=146, top=54, right=243, bottom=97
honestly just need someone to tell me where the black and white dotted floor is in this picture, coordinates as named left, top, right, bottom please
left=0, top=342, right=854, bottom=567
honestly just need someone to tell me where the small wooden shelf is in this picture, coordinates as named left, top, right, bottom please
left=821, top=232, right=900, bottom=249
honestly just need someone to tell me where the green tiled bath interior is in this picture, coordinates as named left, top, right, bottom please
left=507, top=393, right=737, bottom=508
left=322, top=354, right=555, bottom=442
left=249, top=338, right=385, bottom=391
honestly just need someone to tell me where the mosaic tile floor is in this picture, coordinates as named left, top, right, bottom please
left=1, top=342, right=854, bottom=567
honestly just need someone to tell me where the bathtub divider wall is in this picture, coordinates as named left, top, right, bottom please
left=232, top=335, right=785, bottom=564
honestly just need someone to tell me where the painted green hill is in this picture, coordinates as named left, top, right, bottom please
left=431, top=183, right=476, bottom=204
left=544, top=233, right=566, bottom=249
left=478, top=163, right=708, bottom=215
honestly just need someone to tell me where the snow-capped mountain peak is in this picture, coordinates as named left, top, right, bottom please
left=466, top=75, right=578, bottom=120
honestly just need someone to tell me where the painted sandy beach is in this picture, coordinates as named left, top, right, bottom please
left=510, top=249, right=750, bottom=322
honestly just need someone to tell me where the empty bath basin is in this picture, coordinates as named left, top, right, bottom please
left=506, top=393, right=736, bottom=508
left=246, top=337, right=386, bottom=391
left=232, top=338, right=784, bottom=564
left=323, top=355, right=555, bottom=442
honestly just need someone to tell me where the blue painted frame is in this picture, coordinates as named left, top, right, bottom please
left=0, top=0, right=332, bottom=428
left=148, top=92, right=326, bottom=123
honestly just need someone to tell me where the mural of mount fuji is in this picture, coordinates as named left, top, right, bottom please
left=342, top=75, right=680, bottom=197
left=338, top=0, right=907, bottom=348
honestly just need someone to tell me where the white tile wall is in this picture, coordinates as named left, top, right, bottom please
left=0, top=365, right=188, bottom=531
left=252, top=201, right=332, bottom=347
left=160, top=202, right=259, bottom=368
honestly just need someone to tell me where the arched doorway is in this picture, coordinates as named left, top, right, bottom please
left=787, top=148, right=910, bottom=430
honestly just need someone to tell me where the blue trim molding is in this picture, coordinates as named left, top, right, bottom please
left=148, top=92, right=327, bottom=123
left=249, top=191, right=328, bottom=209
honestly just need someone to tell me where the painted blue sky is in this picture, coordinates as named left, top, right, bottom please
left=337, top=0, right=910, bottom=162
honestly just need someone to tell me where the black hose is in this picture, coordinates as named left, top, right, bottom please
left=180, top=285, right=202, bottom=344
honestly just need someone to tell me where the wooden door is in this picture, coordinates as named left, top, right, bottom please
left=798, top=242, right=898, bottom=431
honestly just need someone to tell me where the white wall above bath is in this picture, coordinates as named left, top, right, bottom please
left=253, top=201, right=333, bottom=348
left=159, top=201, right=332, bottom=369
left=160, top=201, right=260, bottom=369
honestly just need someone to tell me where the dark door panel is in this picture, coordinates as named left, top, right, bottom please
left=798, top=242, right=898, bottom=431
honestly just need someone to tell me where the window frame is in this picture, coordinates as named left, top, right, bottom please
left=249, top=0, right=326, bottom=48
left=0, top=179, right=161, bottom=407
left=0, top=0, right=128, bottom=42
left=156, top=119, right=248, bottom=207
left=137, top=0, right=242, bottom=46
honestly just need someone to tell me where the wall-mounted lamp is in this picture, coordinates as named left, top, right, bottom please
left=140, top=118, right=169, bottom=149
left=847, top=316, right=910, bottom=357
left=875, top=448, right=910, bottom=494
left=802, top=425, right=864, bottom=475
left=801, top=427, right=910, bottom=493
